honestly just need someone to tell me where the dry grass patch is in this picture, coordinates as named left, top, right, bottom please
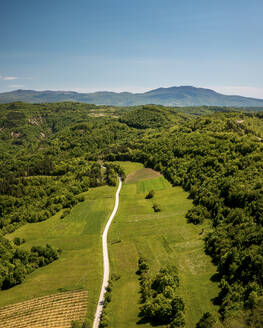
left=125, top=168, right=161, bottom=184
left=0, top=290, right=88, bottom=328
left=88, top=113, right=106, bottom=117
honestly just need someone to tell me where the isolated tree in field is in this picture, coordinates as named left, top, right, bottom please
left=153, top=203, right=161, bottom=212
left=146, top=190, right=155, bottom=199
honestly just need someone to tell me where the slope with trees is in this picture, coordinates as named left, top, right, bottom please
left=1, top=102, right=263, bottom=326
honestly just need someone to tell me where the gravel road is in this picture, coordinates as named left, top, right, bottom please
left=92, top=177, right=122, bottom=328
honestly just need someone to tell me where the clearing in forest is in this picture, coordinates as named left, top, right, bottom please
left=0, top=290, right=88, bottom=328
left=107, top=165, right=219, bottom=328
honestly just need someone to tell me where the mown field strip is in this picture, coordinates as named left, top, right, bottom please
left=0, top=290, right=88, bottom=328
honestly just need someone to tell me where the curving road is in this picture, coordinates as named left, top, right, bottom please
left=92, top=177, right=122, bottom=328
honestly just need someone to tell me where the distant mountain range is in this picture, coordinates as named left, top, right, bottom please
left=1, top=86, right=263, bottom=107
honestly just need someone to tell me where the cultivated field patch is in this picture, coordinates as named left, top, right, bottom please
left=125, top=167, right=161, bottom=184
left=0, top=290, right=88, bottom=328
left=136, top=175, right=171, bottom=193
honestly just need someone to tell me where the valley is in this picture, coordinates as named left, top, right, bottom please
left=2, top=2, right=263, bottom=327
left=0, top=162, right=219, bottom=327
left=107, top=162, right=219, bottom=328
left=0, top=102, right=263, bottom=327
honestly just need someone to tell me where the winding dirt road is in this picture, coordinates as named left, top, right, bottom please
left=92, top=177, right=122, bottom=328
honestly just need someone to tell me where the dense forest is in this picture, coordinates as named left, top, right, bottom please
left=0, top=102, right=263, bottom=326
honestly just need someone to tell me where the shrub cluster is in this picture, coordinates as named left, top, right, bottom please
left=99, top=276, right=119, bottom=328
left=0, top=236, right=61, bottom=290
left=145, top=190, right=155, bottom=199
left=196, top=312, right=217, bottom=328
left=153, top=203, right=161, bottom=212
left=137, top=257, right=185, bottom=327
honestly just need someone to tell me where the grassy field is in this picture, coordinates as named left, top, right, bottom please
left=112, top=161, right=144, bottom=176
left=2, top=184, right=117, bottom=325
left=1, top=161, right=219, bottom=327
left=107, top=165, right=219, bottom=328
left=125, top=168, right=161, bottom=184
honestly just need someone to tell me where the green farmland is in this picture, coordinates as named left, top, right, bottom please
left=0, top=162, right=219, bottom=327
left=2, top=185, right=117, bottom=325
left=107, top=163, right=219, bottom=328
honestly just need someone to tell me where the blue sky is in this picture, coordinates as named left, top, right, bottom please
left=1, top=0, right=263, bottom=98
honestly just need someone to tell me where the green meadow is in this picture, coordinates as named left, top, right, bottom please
left=0, top=161, right=219, bottom=327
left=113, top=161, right=144, bottom=176
left=2, top=185, right=117, bottom=325
left=107, top=163, right=219, bottom=328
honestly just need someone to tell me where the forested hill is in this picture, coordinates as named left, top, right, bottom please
left=1, top=102, right=263, bottom=327
left=1, top=86, right=263, bottom=107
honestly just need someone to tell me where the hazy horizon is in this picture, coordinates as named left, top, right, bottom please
left=1, top=0, right=263, bottom=98
left=2, top=85, right=263, bottom=100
